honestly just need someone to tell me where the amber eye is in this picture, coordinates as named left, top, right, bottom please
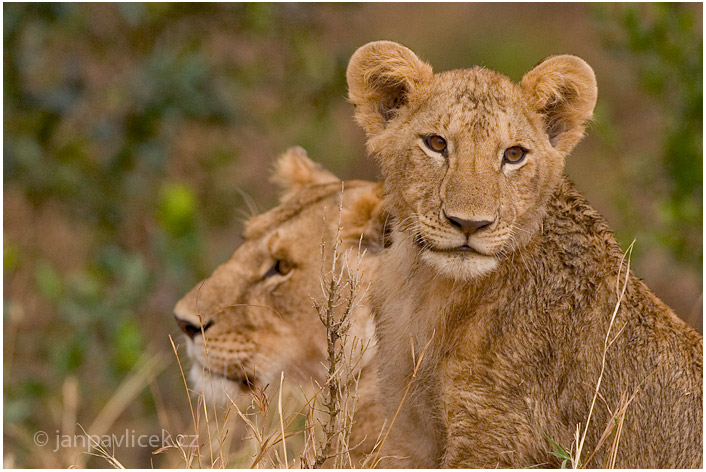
left=423, top=135, right=448, bottom=154
left=264, top=259, right=294, bottom=278
left=503, top=146, right=527, bottom=165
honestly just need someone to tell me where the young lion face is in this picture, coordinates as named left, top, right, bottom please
left=347, top=41, right=597, bottom=279
left=173, top=148, right=383, bottom=404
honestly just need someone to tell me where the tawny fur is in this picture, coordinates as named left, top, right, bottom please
left=347, top=41, right=702, bottom=468
left=174, top=148, right=387, bottom=467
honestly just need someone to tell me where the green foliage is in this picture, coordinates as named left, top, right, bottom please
left=3, top=4, right=358, bottom=466
left=41, top=247, right=151, bottom=379
left=3, top=242, right=21, bottom=272
left=594, top=3, right=702, bottom=269
left=114, top=318, right=144, bottom=373
left=157, top=182, right=198, bottom=238
left=544, top=433, right=572, bottom=468
left=34, top=261, right=63, bottom=301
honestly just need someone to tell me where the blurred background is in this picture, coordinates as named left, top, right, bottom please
left=3, top=3, right=702, bottom=468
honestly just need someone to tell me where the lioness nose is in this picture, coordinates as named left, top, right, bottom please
left=175, top=316, right=213, bottom=339
left=443, top=211, right=494, bottom=234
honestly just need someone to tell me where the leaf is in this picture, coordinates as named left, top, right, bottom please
left=4, top=242, right=21, bottom=272
left=34, top=261, right=63, bottom=301
left=544, top=432, right=571, bottom=461
left=157, top=182, right=198, bottom=237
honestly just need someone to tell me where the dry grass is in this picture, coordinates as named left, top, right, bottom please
left=303, top=190, right=366, bottom=468
left=547, top=241, right=639, bottom=469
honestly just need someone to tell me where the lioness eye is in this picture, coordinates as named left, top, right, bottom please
left=503, top=146, right=527, bottom=165
left=423, top=135, right=447, bottom=154
left=264, top=260, right=293, bottom=278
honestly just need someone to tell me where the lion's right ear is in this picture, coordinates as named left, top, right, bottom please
left=270, top=147, right=339, bottom=199
left=347, top=41, right=433, bottom=136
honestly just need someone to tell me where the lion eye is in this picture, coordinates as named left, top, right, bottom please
left=264, top=260, right=294, bottom=278
left=502, top=146, right=527, bottom=165
left=423, top=135, right=447, bottom=154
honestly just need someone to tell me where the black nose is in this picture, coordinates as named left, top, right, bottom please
left=175, top=317, right=213, bottom=339
left=444, top=211, right=494, bottom=234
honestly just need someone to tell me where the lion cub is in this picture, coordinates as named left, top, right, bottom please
left=174, top=147, right=386, bottom=466
left=347, top=41, right=702, bottom=468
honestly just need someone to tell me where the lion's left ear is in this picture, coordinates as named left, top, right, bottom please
left=342, top=183, right=390, bottom=254
left=270, top=147, right=339, bottom=199
left=520, top=55, right=597, bottom=155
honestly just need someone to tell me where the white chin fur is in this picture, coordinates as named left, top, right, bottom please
left=188, top=364, right=245, bottom=407
left=420, top=250, right=498, bottom=280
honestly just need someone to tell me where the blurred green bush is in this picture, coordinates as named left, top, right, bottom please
left=595, top=3, right=702, bottom=270
left=4, top=4, right=358, bottom=466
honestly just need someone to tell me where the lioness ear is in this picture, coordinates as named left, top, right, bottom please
left=520, top=55, right=597, bottom=155
left=347, top=41, right=434, bottom=136
left=270, top=147, right=339, bottom=199
left=342, top=183, right=390, bottom=254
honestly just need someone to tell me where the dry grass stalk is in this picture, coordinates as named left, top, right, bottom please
left=169, top=334, right=203, bottom=468
left=279, top=372, right=289, bottom=468
left=303, top=186, right=366, bottom=468
left=364, top=332, right=435, bottom=469
left=78, top=424, right=125, bottom=469
left=569, top=240, right=635, bottom=468
left=54, top=352, right=168, bottom=468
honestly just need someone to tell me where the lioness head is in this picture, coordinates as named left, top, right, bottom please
left=347, top=41, right=597, bottom=279
left=173, top=147, right=385, bottom=404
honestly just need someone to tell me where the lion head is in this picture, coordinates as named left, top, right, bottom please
left=347, top=41, right=597, bottom=280
left=173, top=147, right=385, bottom=405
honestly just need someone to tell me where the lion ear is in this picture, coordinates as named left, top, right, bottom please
left=270, top=147, right=339, bottom=199
left=520, top=55, right=597, bottom=155
left=347, top=41, right=434, bottom=136
left=342, top=183, right=390, bottom=254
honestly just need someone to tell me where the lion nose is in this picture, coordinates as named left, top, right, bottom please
left=175, top=316, right=213, bottom=339
left=443, top=210, right=494, bottom=235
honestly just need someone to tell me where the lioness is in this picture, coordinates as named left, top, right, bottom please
left=173, top=147, right=386, bottom=466
left=347, top=41, right=702, bottom=468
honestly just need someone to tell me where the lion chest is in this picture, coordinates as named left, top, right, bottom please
left=438, top=321, right=561, bottom=467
